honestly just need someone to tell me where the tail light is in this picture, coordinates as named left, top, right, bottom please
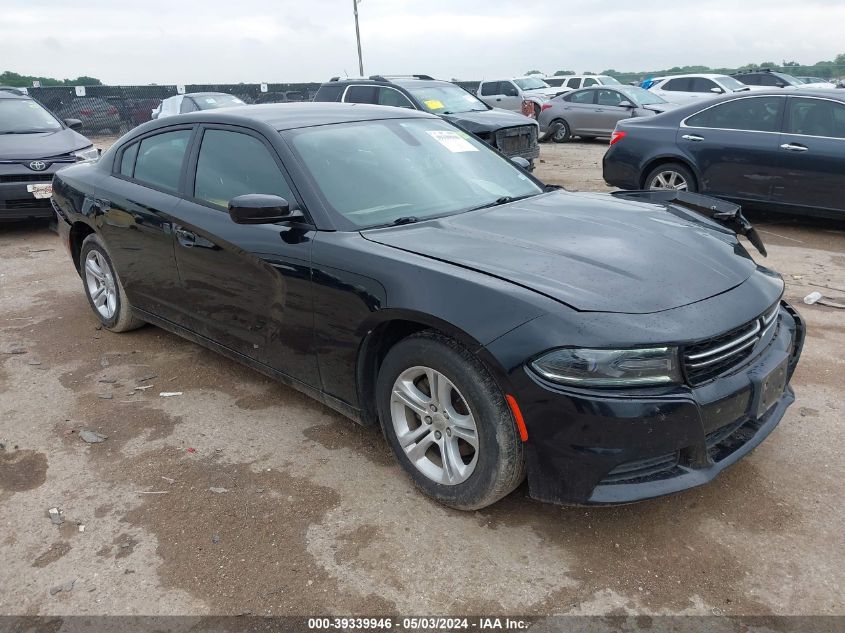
left=79, top=109, right=93, bottom=116
left=541, top=103, right=552, bottom=112
left=610, top=130, right=627, bottom=146
left=107, top=106, right=118, bottom=115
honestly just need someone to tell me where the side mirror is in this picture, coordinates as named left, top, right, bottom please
left=710, top=87, right=724, bottom=94
left=64, top=118, right=83, bottom=130
left=510, top=156, right=531, bottom=170
left=228, top=194, right=303, bottom=224
left=618, top=100, right=636, bottom=108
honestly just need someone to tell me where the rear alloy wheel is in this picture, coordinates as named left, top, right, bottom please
left=551, top=119, right=571, bottom=143
left=377, top=332, right=525, bottom=510
left=80, top=234, right=145, bottom=332
left=645, top=163, right=697, bottom=192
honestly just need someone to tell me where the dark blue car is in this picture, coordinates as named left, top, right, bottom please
left=603, top=90, right=845, bottom=218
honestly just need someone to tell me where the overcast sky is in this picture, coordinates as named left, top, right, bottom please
left=4, top=0, right=845, bottom=84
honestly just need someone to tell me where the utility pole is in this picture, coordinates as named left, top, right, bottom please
left=353, top=0, right=364, bottom=76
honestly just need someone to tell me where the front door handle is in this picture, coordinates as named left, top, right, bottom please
left=682, top=134, right=704, bottom=142
left=780, top=143, right=808, bottom=152
left=175, top=227, right=196, bottom=247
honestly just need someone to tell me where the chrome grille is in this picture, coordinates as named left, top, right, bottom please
left=683, top=304, right=779, bottom=385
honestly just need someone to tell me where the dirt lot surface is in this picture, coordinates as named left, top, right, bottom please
left=1, top=140, right=843, bottom=617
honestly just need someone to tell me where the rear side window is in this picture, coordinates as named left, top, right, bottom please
left=786, top=98, right=845, bottom=138
left=662, top=78, right=691, bottom=92
left=344, top=85, right=378, bottom=104
left=480, top=82, right=500, bottom=96
left=133, top=129, right=192, bottom=192
left=738, top=74, right=760, bottom=86
left=686, top=97, right=784, bottom=132
left=565, top=90, right=595, bottom=104
left=119, top=142, right=139, bottom=177
left=193, top=129, right=294, bottom=208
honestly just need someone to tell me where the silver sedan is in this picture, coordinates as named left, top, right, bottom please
left=538, top=86, right=676, bottom=142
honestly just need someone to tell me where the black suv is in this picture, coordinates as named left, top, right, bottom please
left=313, top=75, right=540, bottom=168
left=732, top=69, right=805, bottom=89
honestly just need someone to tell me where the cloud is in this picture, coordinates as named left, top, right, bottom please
left=2, top=0, right=844, bottom=84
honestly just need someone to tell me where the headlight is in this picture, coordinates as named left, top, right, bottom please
left=72, top=146, right=100, bottom=161
left=530, top=347, right=681, bottom=387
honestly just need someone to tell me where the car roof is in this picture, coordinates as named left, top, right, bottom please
left=656, top=73, right=731, bottom=80
left=0, top=90, right=29, bottom=100
left=144, top=102, right=437, bottom=131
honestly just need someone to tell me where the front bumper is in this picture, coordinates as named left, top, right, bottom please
left=508, top=301, right=804, bottom=505
left=0, top=163, right=64, bottom=220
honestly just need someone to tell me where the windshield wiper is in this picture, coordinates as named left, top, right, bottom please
left=390, top=216, right=420, bottom=226
left=468, top=194, right=536, bottom=212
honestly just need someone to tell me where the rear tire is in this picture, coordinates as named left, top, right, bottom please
left=377, top=332, right=525, bottom=510
left=644, top=163, right=697, bottom=192
left=550, top=119, right=571, bottom=143
left=79, top=233, right=145, bottom=332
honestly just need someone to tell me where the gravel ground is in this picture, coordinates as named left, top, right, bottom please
left=1, top=139, right=843, bottom=617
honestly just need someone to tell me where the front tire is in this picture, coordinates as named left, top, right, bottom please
left=377, top=332, right=525, bottom=510
left=80, top=234, right=144, bottom=332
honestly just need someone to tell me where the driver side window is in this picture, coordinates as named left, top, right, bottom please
left=596, top=90, right=623, bottom=106
left=193, top=129, right=294, bottom=209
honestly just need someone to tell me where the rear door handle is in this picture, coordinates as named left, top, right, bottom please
left=174, top=227, right=196, bottom=247
left=682, top=134, right=704, bottom=142
left=780, top=143, right=808, bottom=152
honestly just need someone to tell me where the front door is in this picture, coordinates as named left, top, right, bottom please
left=680, top=95, right=786, bottom=202
left=172, top=125, right=319, bottom=384
left=776, top=96, right=845, bottom=213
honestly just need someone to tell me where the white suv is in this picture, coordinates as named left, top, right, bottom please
left=648, top=74, right=755, bottom=104
left=544, top=75, right=622, bottom=91
left=476, top=77, right=563, bottom=117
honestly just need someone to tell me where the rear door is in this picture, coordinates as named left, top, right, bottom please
left=776, top=96, right=845, bottom=213
left=680, top=95, right=786, bottom=201
left=559, top=89, right=598, bottom=135
left=171, top=125, right=318, bottom=383
left=101, top=127, right=193, bottom=325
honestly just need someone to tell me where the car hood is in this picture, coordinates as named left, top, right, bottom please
left=444, top=108, right=537, bottom=133
left=362, top=191, right=758, bottom=314
left=0, top=127, right=92, bottom=160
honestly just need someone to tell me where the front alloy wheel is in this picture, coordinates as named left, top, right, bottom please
left=390, top=366, right=479, bottom=485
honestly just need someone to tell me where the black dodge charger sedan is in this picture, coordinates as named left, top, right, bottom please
left=52, top=103, right=804, bottom=508
left=603, top=90, right=845, bottom=219
left=1, top=90, right=98, bottom=220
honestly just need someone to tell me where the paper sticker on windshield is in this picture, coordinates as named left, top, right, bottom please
left=424, top=99, right=444, bottom=110
left=426, top=130, right=478, bottom=153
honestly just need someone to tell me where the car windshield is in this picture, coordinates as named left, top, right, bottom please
left=718, top=76, right=749, bottom=91
left=514, top=77, right=550, bottom=90
left=407, top=84, right=488, bottom=114
left=194, top=94, right=245, bottom=110
left=0, top=98, right=62, bottom=133
left=598, top=76, right=621, bottom=85
left=287, top=119, right=543, bottom=229
left=617, top=86, right=666, bottom=105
